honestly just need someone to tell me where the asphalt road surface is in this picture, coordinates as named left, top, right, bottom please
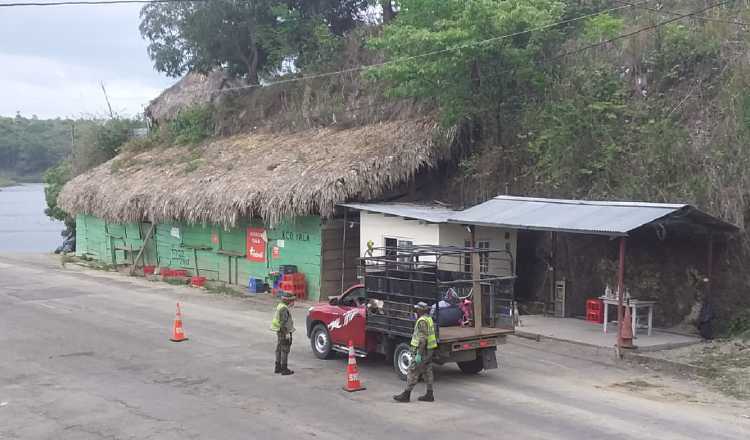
left=1, top=254, right=748, bottom=440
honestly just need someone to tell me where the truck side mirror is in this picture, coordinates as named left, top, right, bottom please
left=329, top=297, right=339, bottom=306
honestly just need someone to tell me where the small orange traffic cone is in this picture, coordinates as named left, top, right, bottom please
left=342, top=340, right=365, bottom=392
left=619, top=306, right=634, bottom=349
left=170, top=302, right=188, bottom=342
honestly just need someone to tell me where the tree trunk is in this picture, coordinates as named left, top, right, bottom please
left=381, top=0, right=396, bottom=23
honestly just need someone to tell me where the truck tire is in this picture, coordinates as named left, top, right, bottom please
left=392, top=342, right=412, bottom=381
left=457, top=358, right=484, bottom=375
left=310, top=324, right=333, bottom=359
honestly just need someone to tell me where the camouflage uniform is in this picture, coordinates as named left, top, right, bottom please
left=405, top=318, right=434, bottom=391
left=271, top=298, right=295, bottom=375
left=275, top=306, right=294, bottom=366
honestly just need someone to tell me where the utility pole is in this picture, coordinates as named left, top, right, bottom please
left=100, top=81, right=115, bottom=119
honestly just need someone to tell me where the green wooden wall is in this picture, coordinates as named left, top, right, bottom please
left=75, top=214, right=324, bottom=300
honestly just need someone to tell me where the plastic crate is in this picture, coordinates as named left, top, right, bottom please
left=586, top=310, right=603, bottom=324
left=191, top=276, right=207, bottom=287
left=279, top=265, right=298, bottom=274
left=586, top=299, right=603, bottom=313
left=248, top=277, right=260, bottom=294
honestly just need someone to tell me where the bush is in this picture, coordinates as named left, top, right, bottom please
left=168, top=105, right=215, bottom=145
left=43, top=160, right=72, bottom=222
left=727, top=309, right=750, bottom=340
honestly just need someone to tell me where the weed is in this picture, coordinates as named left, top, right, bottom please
left=204, top=282, right=245, bottom=297
left=60, top=254, right=76, bottom=268
left=164, top=278, right=188, bottom=286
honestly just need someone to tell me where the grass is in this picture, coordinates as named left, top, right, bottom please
left=689, top=340, right=750, bottom=400
left=204, top=282, right=246, bottom=298
left=0, top=176, right=15, bottom=187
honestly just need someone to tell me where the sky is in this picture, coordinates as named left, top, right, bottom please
left=0, top=1, right=175, bottom=119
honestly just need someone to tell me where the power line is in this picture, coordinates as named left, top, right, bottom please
left=207, top=0, right=660, bottom=97
left=0, top=0, right=204, bottom=7
left=613, top=0, right=748, bottom=27
left=547, top=0, right=734, bottom=63
left=207, top=1, right=731, bottom=128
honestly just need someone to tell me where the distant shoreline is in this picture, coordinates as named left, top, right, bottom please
left=0, top=178, right=44, bottom=189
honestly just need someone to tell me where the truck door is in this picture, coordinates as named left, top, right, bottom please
left=327, top=285, right=367, bottom=349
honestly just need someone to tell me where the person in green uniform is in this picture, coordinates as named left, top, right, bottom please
left=271, top=292, right=296, bottom=375
left=394, top=301, right=437, bottom=402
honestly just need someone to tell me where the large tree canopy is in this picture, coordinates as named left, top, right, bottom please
left=368, top=0, right=565, bottom=125
left=140, top=0, right=371, bottom=84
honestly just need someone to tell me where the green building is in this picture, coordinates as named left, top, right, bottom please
left=58, top=118, right=454, bottom=301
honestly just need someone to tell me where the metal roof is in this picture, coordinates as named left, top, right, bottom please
left=447, top=196, right=735, bottom=237
left=340, top=202, right=457, bottom=223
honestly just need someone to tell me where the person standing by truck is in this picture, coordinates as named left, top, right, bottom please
left=393, top=302, right=437, bottom=402
left=271, top=292, right=296, bottom=375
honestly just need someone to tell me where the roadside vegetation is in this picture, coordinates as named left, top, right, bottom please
left=130, top=0, right=750, bottom=331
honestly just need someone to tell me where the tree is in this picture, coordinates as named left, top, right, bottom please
left=140, top=1, right=278, bottom=84
left=43, top=160, right=72, bottom=223
left=140, top=0, right=371, bottom=84
left=368, top=0, right=565, bottom=128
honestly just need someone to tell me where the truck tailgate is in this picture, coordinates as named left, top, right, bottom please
left=438, top=326, right=514, bottom=343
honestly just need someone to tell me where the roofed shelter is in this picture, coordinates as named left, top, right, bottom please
left=448, top=196, right=738, bottom=348
left=58, top=118, right=458, bottom=301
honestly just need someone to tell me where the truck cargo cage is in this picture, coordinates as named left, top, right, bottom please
left=360, top=245, right=516, bottom=339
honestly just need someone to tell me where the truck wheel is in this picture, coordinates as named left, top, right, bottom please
left=457, top=358, right=484, bottom=374
left=310, top=324, right=333, bottom=359
left=393, top=342, right=412, bottom=381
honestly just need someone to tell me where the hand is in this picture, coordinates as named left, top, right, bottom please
left=414, top=353, right=422, bottom=365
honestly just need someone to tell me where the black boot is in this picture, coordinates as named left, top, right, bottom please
left=418, top=389, right=434, bottom=402
left=274, top=362, right=282, bottom=374
left=280, top=364, right=294, bottom=375
left=393, top=389, right=411, bottom=403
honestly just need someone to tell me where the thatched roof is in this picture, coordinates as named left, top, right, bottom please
left=145, top=71, right=245, bottom=124
left=59, top=118, right=455, bottom=226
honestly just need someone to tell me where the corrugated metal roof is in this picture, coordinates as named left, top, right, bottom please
left=341, top=202, right=457, bottom=223
left=447, top=196, right=690, bottom=236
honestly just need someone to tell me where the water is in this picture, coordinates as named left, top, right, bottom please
left=0, top=183, right=65, bottom=252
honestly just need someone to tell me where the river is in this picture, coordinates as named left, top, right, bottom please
left=0, top=183, right=65, bottom=252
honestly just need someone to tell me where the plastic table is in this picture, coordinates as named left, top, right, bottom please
left=599, top=297, right=656, bottom=337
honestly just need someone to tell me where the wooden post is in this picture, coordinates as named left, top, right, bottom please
left=340, top=210, right=348, bottom=293
left=616, top=237, right=627, bottom=353
left=129, top=223, right=155, bottom=275
left=472, top=252, right=482, bottom=334
left=706, top=234, right=714, bottom=300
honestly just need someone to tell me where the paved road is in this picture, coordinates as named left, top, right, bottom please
left=0, top=254, right=748, bottom=440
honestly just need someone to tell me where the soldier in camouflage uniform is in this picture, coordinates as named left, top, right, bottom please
left=271, top=292, right=296, bottom=375
left=394, top=302, right=437, bottom=402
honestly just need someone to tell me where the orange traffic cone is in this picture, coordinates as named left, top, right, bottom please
left=342, top=340, right=366, bottom=392
left=619, top=306, right=634, bottom=349
left=170, top=302, right=188, bottom=342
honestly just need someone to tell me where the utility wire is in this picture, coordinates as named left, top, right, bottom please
left=613, top=0, right=748, bottom=27
left=0, top=0, right=206, bottom=7
left=547, top=0, right=734, bottom=63
left=207, top=1, right=732, bottom=128
left=206, top=0, right=660, bottom=96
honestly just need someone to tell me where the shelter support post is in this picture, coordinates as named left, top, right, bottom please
left=472, top=252, right=482, bottom=334
left=616, top=237, right=627, bottom=353
left=706, top=234, right=714, bottom=300
left=470, top=225, right=483, bottom=334
left=340, top=209, right=348, bottom=294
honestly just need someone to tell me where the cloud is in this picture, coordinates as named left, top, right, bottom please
left=0, top=1, right=173, bottom=118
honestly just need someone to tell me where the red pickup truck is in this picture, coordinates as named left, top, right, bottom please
left=306, top=246, right=516, bottom=380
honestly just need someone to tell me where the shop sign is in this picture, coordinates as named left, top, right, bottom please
left=246, top=227, right=267, bottom=262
